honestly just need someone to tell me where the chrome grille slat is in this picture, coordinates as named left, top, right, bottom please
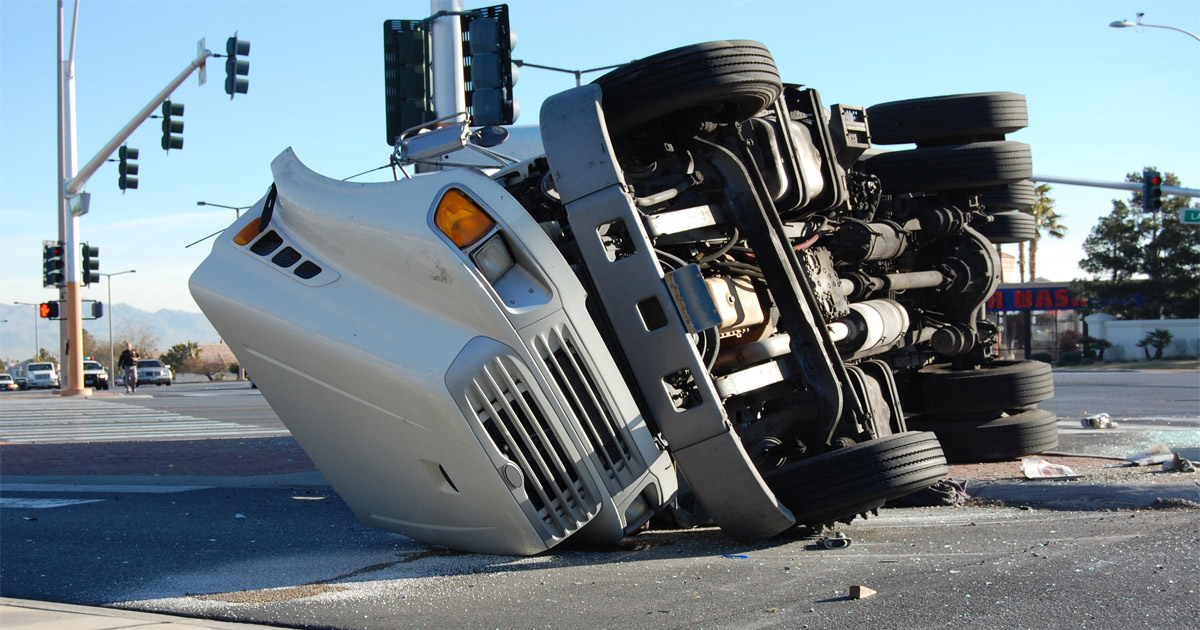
left=533, top=325, right=637, bottom=492
left=466, top=356, right=592, bottom=537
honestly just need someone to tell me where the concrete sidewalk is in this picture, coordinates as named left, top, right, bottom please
left=0, top=598, right=281, bottom=629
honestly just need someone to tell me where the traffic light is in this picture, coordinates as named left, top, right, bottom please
left=1142, top=169, right=1163, bottom=212
left=118, top=145, right=138, bottom=191
left=39, top=301, right=61, bottom=319
left=42, top=241, right=64, bottom=287
left=161, top=101, right=184, bottom=151
left=225, top=34, right=250, bottom=98
left=463, top=5, right=518, bottom=126
left=383, top=19, right=434, bottom=145
left=81, top=243, right=99, bottom=286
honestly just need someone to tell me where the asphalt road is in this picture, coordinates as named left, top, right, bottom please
left=1, top=371, right=1198, bottom=629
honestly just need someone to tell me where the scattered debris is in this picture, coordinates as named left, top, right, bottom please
left=820, top=532, right=852, bottom=549
left=1021, top=456, right=1081, bottom=480
left=1148, top=497, right=1200, bottom=510
left=886, top=478, right=969, bottom=507
left=1126, top=445, right=1176, bottom=467
left=850, top=585, right=877, bottom=599
left=1081, top=412, right=1118, bottom=429
left=1162, top=454, right=1197, bottom=473
left=722, top=554, right=748, bottom=559
left=235, top=513, right=246, bottom=519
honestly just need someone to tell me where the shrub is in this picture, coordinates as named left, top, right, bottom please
left=1058, top=351, right=1083, bottom=366
left=1029, top=352, right=1053, bottom=364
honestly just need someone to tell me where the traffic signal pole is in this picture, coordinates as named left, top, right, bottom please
left=430, top=0, right=466, bottom=122
left=56, top=0, right=213, bottom=395
left=1031, top=174, right=1199, bottom=199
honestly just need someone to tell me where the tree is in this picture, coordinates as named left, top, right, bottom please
left=80, top=328, right=107, bottom=368
left=113, top=321, right=160, bottom=358
left=1027, top=183, right=1066, bottom=281
left=184, top=355, right=230, bottom=381
left=1136, top=328, right=1174, bottom=360
left=160, top=342, right=200, bottom=371
left=1074, top=169, right=1199, bottom=319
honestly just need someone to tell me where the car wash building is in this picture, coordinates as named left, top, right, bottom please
left=986, top=281, right=1092, bottom=361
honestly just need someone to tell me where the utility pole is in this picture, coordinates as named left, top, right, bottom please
left=55, top=0, right=220, bottom=395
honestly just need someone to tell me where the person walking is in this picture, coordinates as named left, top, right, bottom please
left=117, top=342, right=139, bottom=393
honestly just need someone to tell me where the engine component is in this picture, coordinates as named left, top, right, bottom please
left=832, top=299, right=910, bottom=359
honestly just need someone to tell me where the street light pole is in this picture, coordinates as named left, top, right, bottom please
left=13, top=302, right=41, bottom=362
left=96, top=270, right=135, bottom=377
left=1110, top=13, right=1200, bottom=43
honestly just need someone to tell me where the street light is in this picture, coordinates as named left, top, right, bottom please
left=196, top=200, right=251, bottom=218
left=1110, top=13, right=1200, bottom=43
left=13, top=302, right=41, bottom=362
left=95, top=270, right=136, bottom=378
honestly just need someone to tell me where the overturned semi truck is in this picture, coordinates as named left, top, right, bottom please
left=191, top=40, right=1055, bottom=555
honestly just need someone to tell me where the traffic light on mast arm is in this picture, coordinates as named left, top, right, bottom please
left=81, top=243, right=99, bottom=286
left=42, top=241, right=64, bottom=287
left=161, top=101, right=184, bottom=151
left=383, top=19, right=434, bottom=145
left=118, top=145, right=138, bottom=191
left=1142, top=169, right=1163, bottom=212
left=225, top=35, right=250, bottom=98
left=463, top=5, right=519, bottom=126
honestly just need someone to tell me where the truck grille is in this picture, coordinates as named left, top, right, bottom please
left=531, top=326, right=637, bottom=493
left=466, top=356, right=596, bottom=538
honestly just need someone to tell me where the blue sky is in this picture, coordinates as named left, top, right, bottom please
left=2, top=0, right=1198, bottom=313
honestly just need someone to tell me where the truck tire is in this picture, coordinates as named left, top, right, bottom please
left=977, top=211, right=1037, bottom=244
left=919, top=360, right=1054, bottom=415
left=980, top=179, right=1036, bottom=211
left=762, top=431, right=948, bottom=528
left=866, top=92, right=1028, bottom=146
left=907, top=408, right=1059, bottom=462
left=592, top=40, right=782, bottom=137
left=861, top=141, right=1032, bottom=193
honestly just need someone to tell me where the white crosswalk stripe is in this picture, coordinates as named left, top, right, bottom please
left=0, top=398, right=289, bottom=443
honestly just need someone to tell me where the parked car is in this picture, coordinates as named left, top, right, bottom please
left=25, top=362, right=59, bottom=389
left=13, top=376, right=29, bottom=390
left=82, top=360, right=110, bottom=390
left=0, top=374, right=17, bottom=391
left=191, top=40, right=1052, bottom=555
left=136, top=359, right=173, bottom=386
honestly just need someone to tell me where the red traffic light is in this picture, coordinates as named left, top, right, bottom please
left=1149, top=174, right=1162, bottom=186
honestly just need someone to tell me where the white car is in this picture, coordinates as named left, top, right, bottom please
left=82, top=360, right=110, bottom=390
left=0, top=374, right=17, bottom=392
left=135, top=359, right=173, bottom=386
left=25, top=362, right=58, bottom=389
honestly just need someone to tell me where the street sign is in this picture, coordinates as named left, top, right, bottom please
left=1182, top=208, right=1200, bottom=225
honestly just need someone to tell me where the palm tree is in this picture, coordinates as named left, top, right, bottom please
left=1028, top=184, right=1066, bottom=281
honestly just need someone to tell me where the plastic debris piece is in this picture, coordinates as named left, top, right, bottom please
left=850, top=585, right=877, bottom=599
left=1162, top=454, right=1197, bottom=473
left=235, top=513, right=246, bottom=519
left=820, top=532, right=852, bottom=549
left=1021, top=456, right=1081, bottom=479
left=722, top=554, right=748, bottom=559
left=1126, top=444, right=1175, bottom=467
left=1081, top=412, right=1117, bottom=429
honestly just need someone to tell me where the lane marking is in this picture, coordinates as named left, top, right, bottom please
left=1, top=483, right=212, bottom=494
left=1, top=498, right=105, bottom=509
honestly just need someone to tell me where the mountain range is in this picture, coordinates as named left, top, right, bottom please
left=1, top=303, right=220, bottom=363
